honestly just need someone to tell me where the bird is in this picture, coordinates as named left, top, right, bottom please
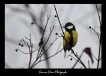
left=63, top=22, right=78, bottom=58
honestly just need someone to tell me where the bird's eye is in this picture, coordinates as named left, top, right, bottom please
left=67, top=26, right=73, bottom=29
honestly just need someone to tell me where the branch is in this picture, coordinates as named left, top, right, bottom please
left=71, top=49, right=87, bottom=69
left=67, top=54, right=82, bottom=67
left=54, top=5, right=68, bottom=45
left=99, top=57, right=102, bottom=61
left=32, top=48, right=63, bottom=68
left=40, top=43, right=62, bottom=62
left=31, top=38, right=58, bottom=68
left=16, top=48, right=38, bottom=54
left=88, top=60, right=90, bottom=69
left=30, top=15, right=51, bottom=68
left=38, top=15, right=51, bottom=52
left=95, top=4, right=101, bottom=26
left=95, top=4, right=101, bottom=69
left=54, top=5, right=64, bottom=35
left=97, top=39, right=101, bottom=69
left=28, top=34, right=33, bottom=68
left=42, top=15, right=50, bottom=37
left=92, top=54, right=98, bottom=61
left=91, top=27, right=100, bottom=39
left=89, top=26, right=100, bottom=39
left=80, top=66, right=84, bottom=69
left=39, top=25, right=54, bottom=55
left=72, top=51, right=84, bottom=68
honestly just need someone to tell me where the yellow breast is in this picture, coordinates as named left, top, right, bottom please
left=63, top=31, right=71, bottom=47
left=63, top=30, right=78, bottom=47
left=72, top=30, right=78, bottom=47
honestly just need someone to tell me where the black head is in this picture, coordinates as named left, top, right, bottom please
left=63, top=22, right=76, bottom=32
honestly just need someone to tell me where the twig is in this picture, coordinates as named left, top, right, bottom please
left=71, top=49, right=87, bottom=69
left=92, top=54, right=98, bottom=61
left=80, top=66, right=84, bottom=69
left=16, top=48, right=38, bottom=54
left=41, top=38, right=58, bottom=56
left=95, top=4, right=101, bottom=69
left=31, top=48, right=63, bottom=68
left=31, top=38, right=58, bottom=68
left=38, top=15, right=51, bottom=56
left=67, top=54, right=82, bottom=65
left=30, top=15, right=50, bottom=68
left=42, top=15, right=50, bottom=37
left=54, top=5, right=68, bottom=45
left=57, top=43, right=61, bottom=52
left=25, top=37, right=30, bottom=40
left=97, top=39, right=101, bottom=69
left=41, top=44, right=62, bottom=62
left=99, top=57, right=102, bottom=61
left=95, top=4, right=101, bottom=26
left=32, top=22, right=44, bottom=31
left=91, top=27, right=100, bottom=39
left=37, top=26, right=54, bottom=61
left=28, top=34, right=33, bottom=68
left=72, top=51, right=84, bottom=68
left=88, top=60, right=90, bottom=69
left=54, top=5, right=64, bottom=35
left=43, top=26, right=54, bottom=48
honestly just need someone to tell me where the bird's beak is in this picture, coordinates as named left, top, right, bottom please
left=63, top=26, right=65, bottom=28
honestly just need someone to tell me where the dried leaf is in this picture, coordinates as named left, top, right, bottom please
left=83, top=47, right=94, bottom=64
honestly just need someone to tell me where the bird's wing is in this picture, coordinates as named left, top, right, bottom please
left=63, top=31, right=71, bottom=47
left=63, top=31, right=71, bottom=58
left=72, top=30, right=78, bottom=47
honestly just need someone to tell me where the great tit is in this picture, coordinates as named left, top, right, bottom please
left=63, top=22, right=78, bottom=58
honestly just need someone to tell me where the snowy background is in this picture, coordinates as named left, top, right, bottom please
left=5, top=4, right=101, bottom=68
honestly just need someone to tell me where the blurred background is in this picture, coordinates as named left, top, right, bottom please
left=5, top=4, right=101, bottom=68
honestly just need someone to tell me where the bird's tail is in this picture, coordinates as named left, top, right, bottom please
left=64, top=51, right=66, bottom=58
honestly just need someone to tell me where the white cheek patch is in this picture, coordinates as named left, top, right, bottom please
left=67, top=26, right=73, bottom=29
